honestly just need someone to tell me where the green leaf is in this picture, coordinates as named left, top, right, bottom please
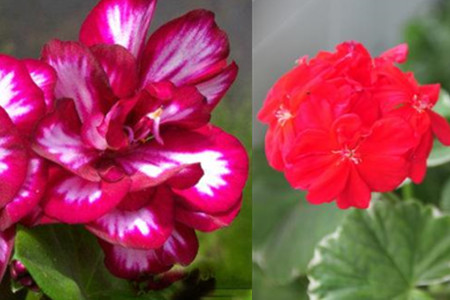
left=308, top=200, right=450, bottom=300
left=433, top=89, right=450, bottom=118
left=13, top=225, right=136, bottom=300
left=253, top=148, right=348, bottom=284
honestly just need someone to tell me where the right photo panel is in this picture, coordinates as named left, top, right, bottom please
left=253, top=0, right=450, bottom=299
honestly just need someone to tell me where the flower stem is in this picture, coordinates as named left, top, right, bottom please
left=402, top=183, right=414, bottom=200
left=383, top=192, right=402, bottom=202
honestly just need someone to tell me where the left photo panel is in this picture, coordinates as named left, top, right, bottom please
left=0, top=1, right=252, bottom=299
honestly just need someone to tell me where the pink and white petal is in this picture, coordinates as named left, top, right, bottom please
left=141, top=10, right=230, bottom=87
left=156, top=223, right=198, bottom=266
left=0, top=55, right=45, bottom=134
left=175, top=195, right=242, bottom=232
left=87, top=186, right=174, bottom=249
left=196, top=62, right=238, bottom=109
left=429, top=110, right=450, bottom=146
left=80, top=0, right=157, bottom=58
left=43, top=173, right=131, bottom=224
left=0, top=107, right=28, bottom=209
left=23, top=59, right=57, bottom=112
left=42, top=40, right=114, bottom=125
left=158, top=86, right=210, bottom=129
left=171, top=126, right=249, bottom=214
left=91, top=44, right=139, bottom=99
left=0, top=158, right=47, bottom=231
left=166, top=163, right=204, bottom=190
left=32, top=99, right=100, bottom=181
left=99, top=239, right=171, bottom=280
left=0, top=227, right=14, bottom=283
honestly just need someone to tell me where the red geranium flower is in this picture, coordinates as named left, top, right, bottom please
left=259, top=41, right=450, bottom=209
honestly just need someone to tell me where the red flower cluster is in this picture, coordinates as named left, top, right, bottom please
left=0, top=0, right=248, bottom=285
left=259, top=41, right=450, bottom=209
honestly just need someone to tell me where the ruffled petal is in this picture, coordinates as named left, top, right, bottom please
left=32, top=99, right=100, bottom=181
left=0, top=158, right=47, bottom=231
left=175, top=195, right=242, bottom=232
left=170, top=126, right=248, bottom=214
left=80, top=0, right=157, bottom=58
left=0, top=227, right=14, bottom=283
left=409, top=129, right=433, bottom=184
left=99, top=239, right=171, bottom=280
left=156, top=223, right=198, bottom=266
left=23, top=59, right=57, bottom=112
left=0, top=107, right=28, bottom=209
left=43, top=171, right=131, bottom=224
left=195, top=62, right=238, bottom=109
left=42, top=40, right=114, bottom=120
left=429, top=110, right=450, bottom=146
left=87, top=186, right=174, bottom=249
left=141, top=10, right=230, bottom=87
left=0, top=55, right=45, bottom=134
left=90, top=44, right=139, bottom=98
left=42, top=40, right=114, bottom=150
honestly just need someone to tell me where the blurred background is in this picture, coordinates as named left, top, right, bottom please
left=253, top=0, right=450, bottom=299
left=0, top=1, right=251, bottom=299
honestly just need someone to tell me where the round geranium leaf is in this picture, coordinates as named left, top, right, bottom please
left=308, top=200, right=450, bottom=300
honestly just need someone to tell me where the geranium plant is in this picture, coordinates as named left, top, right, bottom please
left=0, top=0, right=249, bottom=299
left=256, top=41, right=450, bottom=299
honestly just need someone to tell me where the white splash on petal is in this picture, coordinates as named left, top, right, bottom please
left=57, top=177, right=102, bottom=204
left=0, top=71, right=30, bottom=118
left=39, top=123, right=91, bottom=168
left=0, top=238, right=7, bottom=263
left=170, top=151, right=230, bottom=196
left=113, top=246, right=153, bottom=271
left=99, top=208, right=157, bottom=238
left=0, top=137, right=11, bottom=174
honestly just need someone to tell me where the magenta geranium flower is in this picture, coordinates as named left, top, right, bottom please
left=0, top=55, right=56, bottom=281
left=31, top=0, right=248, bottom=280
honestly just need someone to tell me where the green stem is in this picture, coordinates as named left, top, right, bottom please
left=383, top=192, right=402, bottom=202
left=402, top=183, right=414, bottom=200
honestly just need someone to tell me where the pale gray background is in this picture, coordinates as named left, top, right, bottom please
left=253, top=0, right=435, bottom=146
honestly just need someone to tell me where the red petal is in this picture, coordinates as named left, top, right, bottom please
left=87, top=186, right=174, bottom=249
left=0, top=227, right=14, bottom=283
left=80, top=0, right=156, bottom=58
left=306, top=160, right=350, bottom=205
left=0, top=158, right=47, bottom=231
left=141, top=10, right=230, bottom=87
left=166, top=163, right=204, bottom=190
left=0, top=107, right=28, bottom=209
left=429, top=111, right=450, bottom=146
left=99, top=239, right=171, bottom=280
left=409, top=130, right=433, bottom=184
left=90, top=44, right=139, bottom=98
left=0, top=55, right=45, bottom=134
left=156, top=223, right=198, bottom=266
left=359, top=117, right=416, bottom=155
left=32, top=99, right=100, bottom=181
left=43, top=171, right=131, bottom=224
left=379, top=43, right=408, bottom=64
left=23, top=59, right=57, bottom=112
left=195, top=62, right=238, bottom=109
left=337, top=167, right=371, bottom=209
left=175, top=195, right=242, bottom=232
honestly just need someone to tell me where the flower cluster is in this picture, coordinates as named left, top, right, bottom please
left=0, top=0, right=248, bottom=286
left=258, top=41, right=450, bottom=209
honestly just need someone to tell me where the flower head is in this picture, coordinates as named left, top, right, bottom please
left=28, top=0, right=248, bottom=280
left=259, top=41, right=450, bottom=209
